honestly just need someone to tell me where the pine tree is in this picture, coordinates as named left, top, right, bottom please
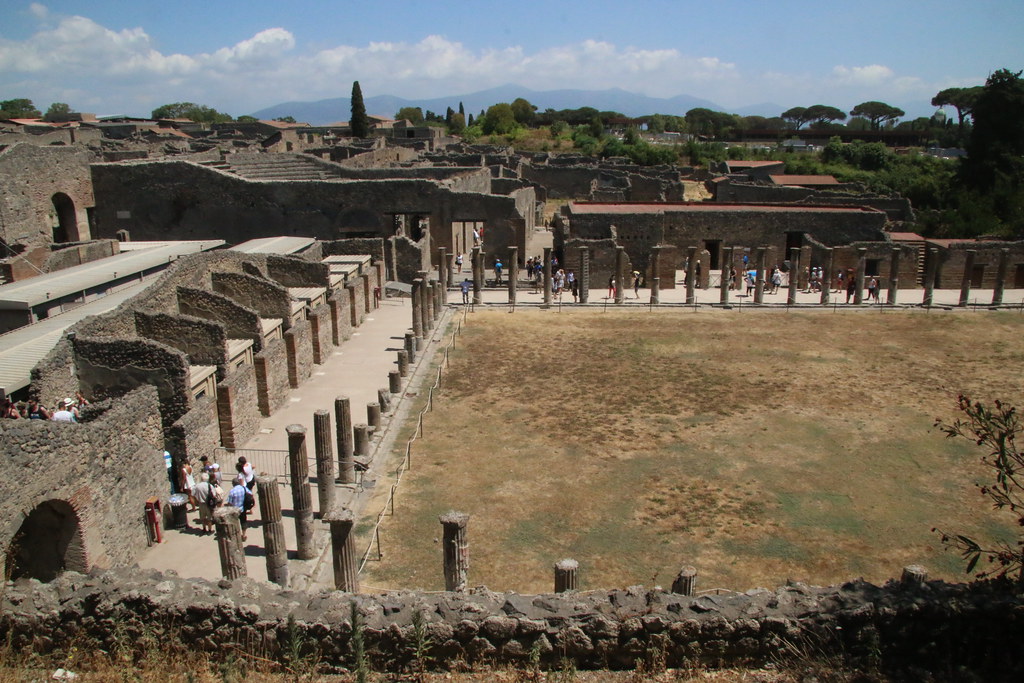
left=350, top=81, right=369, bottom=138
left=459, top=102, right=465, bottom=117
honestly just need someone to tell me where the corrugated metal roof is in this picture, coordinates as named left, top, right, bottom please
left=0, top=281, right=149, bottom=398
left=569, top=203, right=880, bottom=215
left=0, top=241, right=224, bottom=310
left=231, top=237, right=315, bottom=254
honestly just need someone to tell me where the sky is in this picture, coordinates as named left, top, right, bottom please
left=1, top=0, right=1022, bottom=119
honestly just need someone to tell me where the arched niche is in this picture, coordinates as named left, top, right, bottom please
left=51, top=192, right=79, bottom=243
left=5, top=499, right=87, bottom=582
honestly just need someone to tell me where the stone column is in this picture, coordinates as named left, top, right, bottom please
left=854, top=248, right=867, bottom=305
left=335, top=397, right=355, bottom=485
left=287, top=424, right=315, bottom=560
left=672, top=566, right=697, bottom=596
left=554, top=559, right=579, bottom=593
left=993, top=248, right=1009, bottom=306
left=419, top=272, right=433, bottom=331
left=433, top=279, right=442, bottom=318
left=959, top=249, right=976, bottom=307
left=440, top=511, right=469, bottom=591
left=901, top=564, right=929, bottom=587
left=754, top=247, right=766, bottom=304
left=650, top=245, right=661, bottom=305
left=720, top=246, right=732, bottom=305
left=397, top=350, right=409, bottom=377
left=313, top=410, right=335, bottom=519
left=923, top=247, right=938, bottom=307
left=366, top=402, right=381, bottom=431
left=614, top=246, right=627, bottom=304
left=820, top=248, right=833, bottom=306
left=404, top=331, right=416, bottom=363
left=471, top=246, right=483, bottom=304
left=578, top=247, right=590, bottom=303
left=378, top=387, right=392, bottom=414
left=411, top=278, right=423, bottom=339
left=438, top=247, right=448, bottom=305
left=507, top=246, right=518, bottom=304
left=257, top=475, right=288, bottom=587
left=542, top=247, right=553, bottom=305
left=389, top=369, right=402, bottom=394
left=326, top=508, right=359, bottom=593
left=685, top=246, right=697, bottom=305
left=787, top=248, right=800, bottom=306
left=213, top=506, right=246, bottom=580
left=353, top=423, right=370, bottom=457
left=887, top=248, right=901, bottom=305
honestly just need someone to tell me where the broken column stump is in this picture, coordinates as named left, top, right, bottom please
left=440, top=511, right=470, bottom=591
left=672, top=566, right=698, bottom=596
left=326, top=508, right=360, bottom=593
left=257, top=474, right=288, bottom=587
left=554, top=559, right=579, bottom=593
left=213, top=506, right=246, bottom=580
left=286, top=424, right=315, bottom=560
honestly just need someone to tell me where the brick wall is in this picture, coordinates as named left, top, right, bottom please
left=214, top=365, right=260, bottom=450
left=285, top=319, right=314, bottom=389
left=254, top=339, right=289, bottom=416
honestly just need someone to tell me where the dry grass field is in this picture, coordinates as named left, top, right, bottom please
left=360, top=308, right=1024, bottom=594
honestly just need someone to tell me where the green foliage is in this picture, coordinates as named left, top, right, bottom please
left=849, top=101, right=905, bottom=130
left=42, top=102, right=71, bottom=122
left=448, top=112, right=466, bottom=134
left=571, top=128, right=600, bottom=156
left=273, top=115, right=297, bottom=124
left=395, top=106, right=424, bottom=124
left=510, top=97, right=537, bottom=126
left=482, top=103, right=518, bottom=135
left=781, top=106, right=809, bottom=129
left=349, top=81, right=369, bottom=137
left=236, top=115, right=258, bottom=123
left=935, top=395, right=1024, bottom=582
left=350, top=602, right=368, bottom=683
left=549, top=120, right=569, bottom=138
left=150, top=102, right=232, bottom=123
left=0, top=98, right=41, bottom=119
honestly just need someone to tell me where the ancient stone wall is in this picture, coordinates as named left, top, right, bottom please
left=933, top=242, right=1024, bottom=289
left=41, top=240, right=121, bottom=274
left=321, top=238, right=386, bottom=264
left=266, top=254, right=330, bottom=288
left=0, top=143, right=96, bottom=247
left=2, top=570, right=1020, bottom=679
left=215, top=364, right=260, bottom=450
left=167, top=396, right=221, bottom=465
left=177, top=288, right=263, bottom=352
left=254, top=338, right=290, bottom=416
left=393, top=235, right=429, bottom=284
left=0, top=387, right=164, bottom=578
left=211, top=272, right=291, bottom=327
left=564, top=238, right=628, bottom=290
left=330, top=290, right=353, bottom=344
left=309, top=302, right=333, bottom=366
left=334, top=145, right=418, bottom=168
left=285, top=319, right=314, bottom=388
left=134, top=311, right=227, bottom=369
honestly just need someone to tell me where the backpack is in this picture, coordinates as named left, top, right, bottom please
left=243, top=489, right=255, bottom=512
left=204, top=483, right=220, bottom=508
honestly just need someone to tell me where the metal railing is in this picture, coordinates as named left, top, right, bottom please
left=357, top=303, right=467, bottom=573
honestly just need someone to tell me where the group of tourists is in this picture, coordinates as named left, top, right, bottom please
left=178, top=455, right=257, bottom=538
left=1, top=392, right=89, bottom=422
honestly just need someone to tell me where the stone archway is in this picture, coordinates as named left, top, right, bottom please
left=51, top=192, right=79, bottom=243
left=5, top=499, right=87, bottom=582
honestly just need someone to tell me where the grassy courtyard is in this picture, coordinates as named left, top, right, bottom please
left=360, top=308, right=1024, bottom=594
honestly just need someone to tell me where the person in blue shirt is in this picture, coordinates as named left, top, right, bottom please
left=494, top=258, right=503, bottom=284
left=460, top=278, right=471, bottom=304
left=227, top=476, right=249, bottom=541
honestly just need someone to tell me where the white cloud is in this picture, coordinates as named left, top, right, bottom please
left=28, top=2, right=47, bottom=20
left=832, top=64, right=895, bottom=86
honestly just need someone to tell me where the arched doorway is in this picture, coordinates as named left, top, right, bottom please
left=5, top=500, right=87, bottom=582
left=51, top=193, right=78, bottom=243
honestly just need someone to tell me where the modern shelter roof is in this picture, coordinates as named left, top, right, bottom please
left=231, top=236, right=315, bottom=254
left=0, top=240, right=224, bottom=310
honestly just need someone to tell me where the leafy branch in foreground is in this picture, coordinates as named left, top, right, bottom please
left=934, top=394, right=1024, bottom=581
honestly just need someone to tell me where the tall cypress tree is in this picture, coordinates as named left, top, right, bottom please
left=350, top=81, right=369, bottom=138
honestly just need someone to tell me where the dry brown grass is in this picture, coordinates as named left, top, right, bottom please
left=360, top=308, right=1024, bottom=594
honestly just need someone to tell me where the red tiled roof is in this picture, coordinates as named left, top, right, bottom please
left=569, top=202, right=882, bottom=215
left=726, top=160, right=783, bottom=169
left=769, top=174, right=839, bottom=186
left=926, top=239, right=980, bottom=247
left=888, top=232, right=925, bottom=241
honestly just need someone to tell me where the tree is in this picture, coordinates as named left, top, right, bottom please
left=151, top=102, right=232, bottom=123
left=781, top=106, right=810, bottom=130
left=395, top=107, right=424, bottom=124
left=42, top=102, right=72, bottom=122
left=448, top=112, right=465, bottom=134
left=236, top=115, right=259, bottom=123
left=273, top=115, right=297, bottom=124
left=510, top=97, right=537, bottom=126
left=0, top=98, right=41, bottom=119
left=849, top=101, right=905, bottom=130
left=935, top=395, right=1024, bottom=583
left=804, top=104, right=847, bottom=126
left=350, top=81, right=369, bottom=138
left=481, top=103, right=517, bottom=135
left=932, top=86, right=983, bottom=138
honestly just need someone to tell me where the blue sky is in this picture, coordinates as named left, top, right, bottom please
left=1, top=0, right=1021, bottom=119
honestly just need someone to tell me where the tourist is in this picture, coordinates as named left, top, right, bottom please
left=237, top=456, right=256, bottom=491
left=455, top=253, right=463, bottom=273
left=745, top=270, right=755, bottom=296
left=835, top=270, right=844, bottom=293
left=771, top=268, right=782, bottom=294
left=227, top=475, right=250, bottom=541
left=846, top=271, right=857, bottom=303
left=26, top=399, right=49, bottom=420
left=525, top=257, right=534, bottom=280
left=567, top=270, right=577, bottom=302
left=193, top=472, right=218, bottom=534
left=1, top=399, right=20, bottom=419
left=460, top=278, right=471, bottom=304
left=51, top=399, right=77, bottom=423
left=494, top=258, right=503, bottom=284
left=607, top=276, right=616, bottom=299
left=868, top=276, right=879, bottom=301
left=179, top=459, right=197, bottom=512
left=633, top=270, right=641, bottom=298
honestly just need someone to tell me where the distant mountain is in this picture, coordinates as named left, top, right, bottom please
left=249, top=85, right=727, bottom=125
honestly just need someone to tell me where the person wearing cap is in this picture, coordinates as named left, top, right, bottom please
left=192, top=472, right=218, bottom=534
left=51, top=398, right=77, bottom=423
left=226, top=475, right=250, bottom=541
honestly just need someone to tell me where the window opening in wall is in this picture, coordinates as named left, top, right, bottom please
left=865, top=259, right=881, bottom=277
left=1014, top=264, right=1024, bottom=289
left=704, top=240, right=721, bottom=270
left=6, top=499, right=87, bottom=582
left=785, top=231, right=803, bottom=254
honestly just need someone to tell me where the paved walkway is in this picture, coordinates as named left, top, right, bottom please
left=140, top=275, right=1022, bottom=588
